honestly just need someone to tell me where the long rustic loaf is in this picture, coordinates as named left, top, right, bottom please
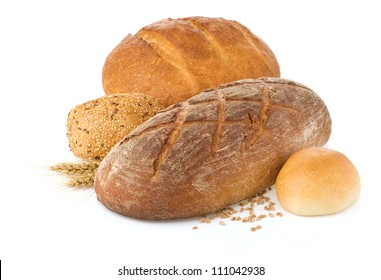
left=102, top=16, right=280, bottom=107
left=94, top=78, right=331, bottom=220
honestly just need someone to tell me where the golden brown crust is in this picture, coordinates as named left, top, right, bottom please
left=94, top=78, right=331, bottom=220
left=276, top=147, right=361, bottom=216
left=66, top=93, right=164, bottom=161
left=102, top=17, right=280, bottom=107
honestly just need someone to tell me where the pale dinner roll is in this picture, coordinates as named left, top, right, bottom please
left=276, top=147, right=360, bottom=216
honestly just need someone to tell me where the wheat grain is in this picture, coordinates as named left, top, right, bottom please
left=195, top=187, right=284, bottom=231
left=50, top=161, right=99, bottom=175
left=67, top=174, right=95, bottom=188
left=50, top=160, right=100, bottom=188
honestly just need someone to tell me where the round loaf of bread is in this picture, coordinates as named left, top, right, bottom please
left=276, top=147, right=361, bottom=216
left=66, top=93, right=164, bottom=161
left=102, top=16, right=280, bottom=107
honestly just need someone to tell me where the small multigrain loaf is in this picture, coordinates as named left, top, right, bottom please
left=66, top=93, right=164, bottom=161
left=94, top=78, right=331, bottom=220
left=276, top=147, right=361, bottom=216
left=102, top=16, right=280, bottom=107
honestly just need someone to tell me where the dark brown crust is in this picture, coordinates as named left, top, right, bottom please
left=94, top=78, right=331, bottom=220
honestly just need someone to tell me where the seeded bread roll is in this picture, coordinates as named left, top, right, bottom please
left=94, top=78, right=331, bottom=220
left=276, top=147, right=361, bottom=216
left=66, top=93, right=164, bottom=161
left=102, top=16, right=280, bottom=107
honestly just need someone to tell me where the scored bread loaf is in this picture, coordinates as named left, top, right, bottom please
left=102, top=16, right=280, bottom=107
left=94, top=78, right=331, bottom=220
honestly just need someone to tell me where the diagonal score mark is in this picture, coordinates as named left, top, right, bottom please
left=136, top=29, right=198, bottom=93
left=243, top=84, right=272, bottom=151
left=210, top=90, right=226, bottom=156
left=180, top=18, right=228, bottom=66
left=152, top=102, right=190, bottom=176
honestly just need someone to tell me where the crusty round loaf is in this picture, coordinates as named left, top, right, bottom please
left=66, top=93, right=164, bottom=161
left=276, top=147, right=361, bottom=216
left=94, top=78, right=331, bottom=220
left=102, top=16, right=280, bottom=107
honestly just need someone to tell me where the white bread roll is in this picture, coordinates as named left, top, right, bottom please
left=276, top=147, right=360, bottom=216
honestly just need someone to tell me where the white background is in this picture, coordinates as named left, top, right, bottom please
left=1, top=0, right=380, bottom=279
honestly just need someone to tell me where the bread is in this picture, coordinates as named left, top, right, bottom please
left=66, top=93, right=164, bottom=161
left=276, top=147, right=360, bottom=216
left=94, top=78, right=331, bottom=220
left=102, top=16, right=280, bottom=107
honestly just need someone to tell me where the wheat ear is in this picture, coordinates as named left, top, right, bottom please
left=50, top=160, right=100, bottom=188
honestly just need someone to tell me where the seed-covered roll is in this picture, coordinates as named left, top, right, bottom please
left=66, top=93, right=164, bottom=161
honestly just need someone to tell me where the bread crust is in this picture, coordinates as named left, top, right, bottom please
left=66, top=93, right=164, bottom=160
left=94, top=78, right=331, bottom=220
left=102, top=17, right=280, bottom=107
left=276, top=147, right=361, bottom=216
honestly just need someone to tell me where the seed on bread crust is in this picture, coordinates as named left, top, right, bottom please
left=66, top=93, right=164, bottom=161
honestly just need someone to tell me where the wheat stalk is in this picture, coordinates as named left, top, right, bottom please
left=50, top=161, right=99, bottom=175
left=50, top=160, right=100, bottom=188
left=67, top=174, right=95, bottom=188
